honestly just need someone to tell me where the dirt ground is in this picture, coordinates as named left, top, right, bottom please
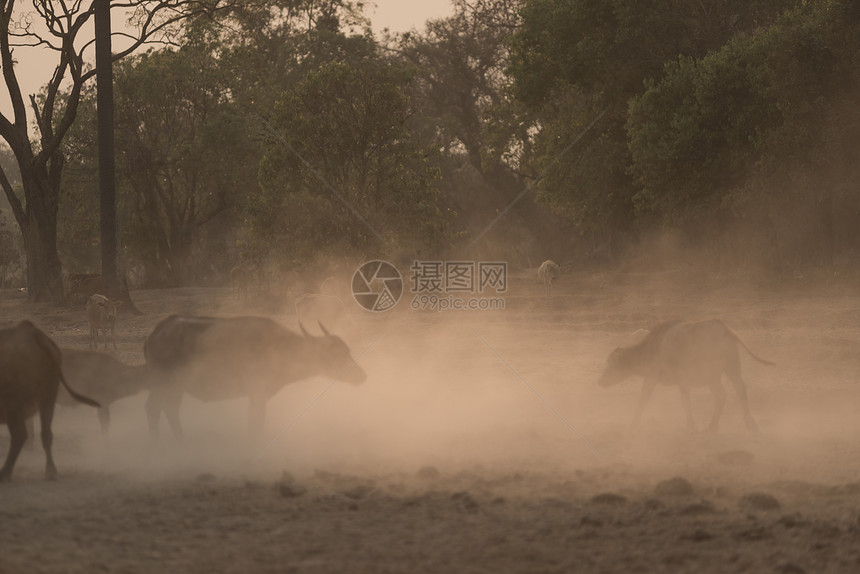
left=2, top=268, right=860, bottom=573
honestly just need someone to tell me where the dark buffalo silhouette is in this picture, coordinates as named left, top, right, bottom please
left=598, top=319, right=773, bottom=432
left=57, top=349, right=153, bottom=434
left=143, top=315, right=366, bottom=439
left=0, top=321, right=100, bottom=482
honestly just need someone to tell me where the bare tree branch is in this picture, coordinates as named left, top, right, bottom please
left=0, top=166, right=25, bottom=226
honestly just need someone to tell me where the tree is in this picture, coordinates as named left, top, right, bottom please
left=507, top=0, right=796, bottom=251
left=396, top=0, right=521, bottom=179
left=0, top=0, right=228, bottom=302
left=627, top=1, right=860, bottom=268
left=253, top=58, right=447, bottom=262
left=114, top=41, right=247, bottom=286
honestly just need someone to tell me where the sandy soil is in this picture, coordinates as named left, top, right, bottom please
left=2, top=269, right=860, bottom=573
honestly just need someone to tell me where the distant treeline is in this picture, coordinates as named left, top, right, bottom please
left=4, top=0, right=853, bottom=289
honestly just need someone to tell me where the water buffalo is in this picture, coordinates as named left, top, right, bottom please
left=0, top=321, right=100, bottom=482
left=537, top=260, right=560, bottom=297
left=295, top=293, right=346, bottom=334
left=598, top=319, right=774, bottom=432
left=57, top=349, right=152, bottom=434
left=143, top=315, right=367, bottom=439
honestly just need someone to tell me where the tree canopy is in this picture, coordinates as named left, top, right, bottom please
left=8, top=0, right=860, bottom=296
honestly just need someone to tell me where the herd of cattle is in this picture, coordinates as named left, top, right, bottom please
left=0, top=265, right=777, bottom=482
left=0, top=309, right=366, bottom=481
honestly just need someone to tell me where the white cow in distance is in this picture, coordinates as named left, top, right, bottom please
left=537, top=260, right=561, bottom=297
left=86, top=294, right=121, bottom=349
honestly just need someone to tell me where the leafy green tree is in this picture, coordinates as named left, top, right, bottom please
left=397, top=0, right=520, bottom=178
left=508, top=0, right=796, bottom=251
left=0, top=0, right=229, bottom=301
left=627, top=1, right=860, bottom=267
left=254, top=58, right=447, bottom=262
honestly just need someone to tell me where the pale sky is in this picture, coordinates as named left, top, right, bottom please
left=369, top=0, right=453, bottom=32
left=5, top=1, right=454, bottom=119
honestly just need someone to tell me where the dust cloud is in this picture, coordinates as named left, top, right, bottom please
left=3, top=257, right=860, bottom=572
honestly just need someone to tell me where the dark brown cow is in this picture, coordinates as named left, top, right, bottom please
left=57, top=349, right=152, bottom=434
left=0, top=321, right=100, bottom=482
left=143, top=315, right=367, bottom=439
left=598, top=319, right=774, bottom=432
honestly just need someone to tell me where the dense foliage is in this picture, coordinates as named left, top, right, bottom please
left=37, top=0, right=860, bottom=289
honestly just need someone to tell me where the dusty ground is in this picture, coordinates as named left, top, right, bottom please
left=2, top=268, right=860, bottom=573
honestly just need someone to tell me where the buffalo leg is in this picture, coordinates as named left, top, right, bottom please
left=145, top=390, right=164, bottom=439
left=39, top=395, right=58, bottom=480
left=162, top=390, right=184, bottom=440
left=98, top=406, right=111, bottom=435
left=679, top=385, right=696, bottom=431
left=25, top=417, right=36, bottom=450
left=0, top=415, right=28, bottom=482
left=631, top=378, right=657, bottom=426
left=726, top=353, right=759, bottom=432
left=727, top=375, right=758, bottom=432
left=707, top=379, right=727, bottom=432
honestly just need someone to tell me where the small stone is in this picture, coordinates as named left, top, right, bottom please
left=679, top=500, right=716, bottom=515
left=655, top=477, right=694, bottom=497
left=774, top=564, right=805, bottom=574
left=681, top=529, right=713, bottom=542
left=580, top=514, right=602, bottom=527
left=278, top=484, right=307, bottom=498
left=344, top=485, right=374, bottom=500
left=416, top=466, right=440, bottom=479
left=735, top=526, right=770, bottom=541
left=777, top=514, right=805, bottom=529
left=739, top=492, right=781, bottom=511
left=452, top=491, right=479, bottom=513
left=590, top=492, right=627, bottom=505
left=539, top=498, right=573, bottom=511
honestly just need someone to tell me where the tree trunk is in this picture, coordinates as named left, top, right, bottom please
left=17, top=170, right=65, bottom=303
left=22, top=209, right=64, bottom=302
left=95, top=0, right=140, bottom=313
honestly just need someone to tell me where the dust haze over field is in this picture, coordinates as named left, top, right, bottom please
left=3, top=260, right=860, bottom=573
